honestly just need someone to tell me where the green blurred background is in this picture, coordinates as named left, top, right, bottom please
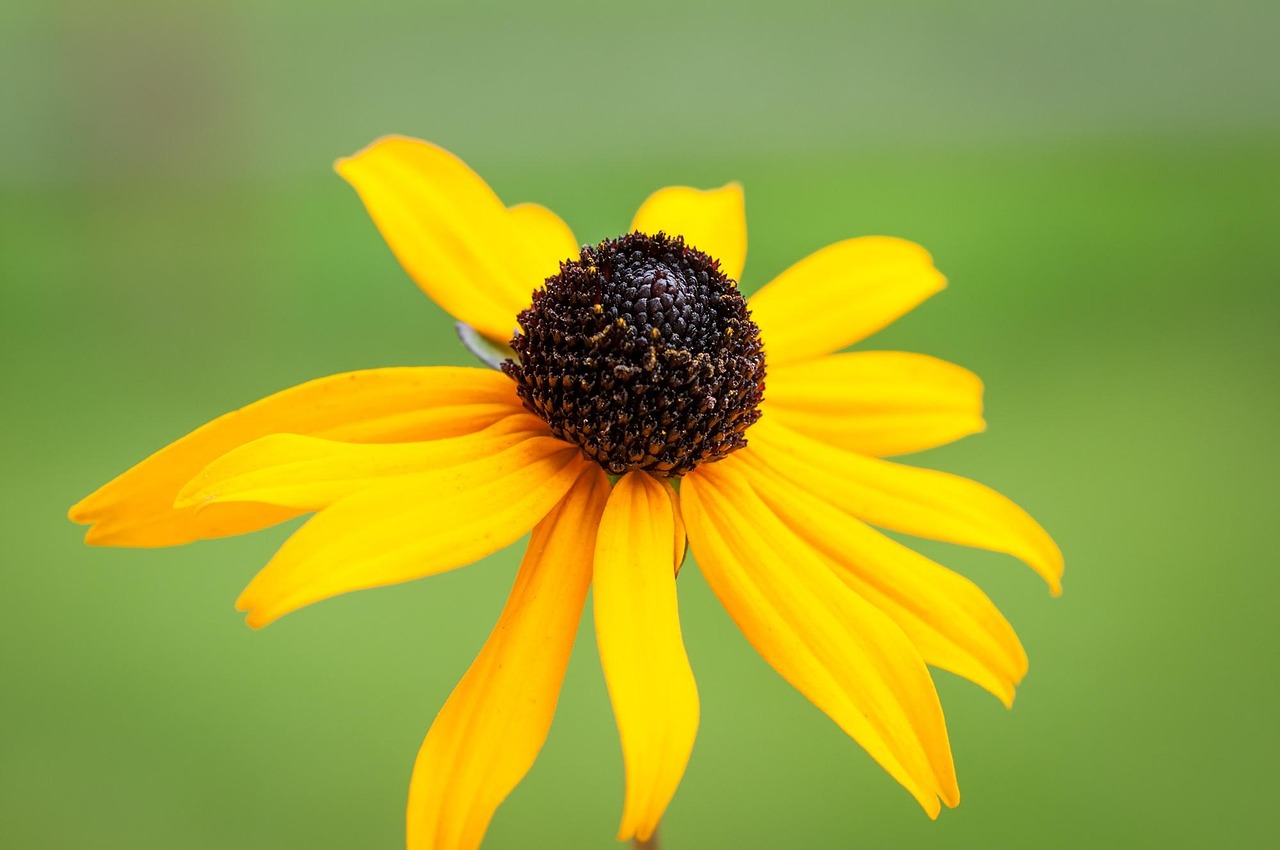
left=3, top=0, right=1277, bottom=847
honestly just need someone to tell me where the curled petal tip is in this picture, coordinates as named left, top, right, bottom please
left=334, top=133, right=417, bottom=171
left=625, top=823, right=658, bottom=844
left=67, top=499, right=91, bottom=524
left=81, top=526, right=103, bottom=546
left=242, top=607, right=274, bottom=630
left=234, top=587, right=280, bottom=628
left=1045, top=555, right=1066, bottom=597
left=996, top=675, right=1021, bottom=710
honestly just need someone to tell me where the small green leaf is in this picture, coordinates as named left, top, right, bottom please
left=455, top=322, right=516, bottom=370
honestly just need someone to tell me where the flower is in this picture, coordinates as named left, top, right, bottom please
left=70, top=135, right=1062, bottom=849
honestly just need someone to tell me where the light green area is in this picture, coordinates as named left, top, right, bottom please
left=2, top=2, right=1277, bottom=848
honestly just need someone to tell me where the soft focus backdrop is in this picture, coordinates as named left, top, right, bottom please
left=3, top=1, right=1277, bottom=848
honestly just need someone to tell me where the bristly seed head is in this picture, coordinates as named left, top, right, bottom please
left=503, top=232, right=766, bottom=477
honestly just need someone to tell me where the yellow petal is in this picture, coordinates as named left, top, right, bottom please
left=764, top=351, right=985, bottom=457
left=661, top=478, right=688, bottom=576
left=176, top=414, right=549, bottom=512
left=69, top=367, right=522, bottom=547
left=630, top=184, right=747, bottom=281
left=747, top=418, right=1064, bottom=593
left=683, top=457, right=958, bottom=815
left=507, top=201, right=579, bottom=271
left=738, top=450, right=1027, bottom=706
left=235, top=438, right=585, bottom=627
left=748, top=237, right=946, bottom=366
left=593, top=472, right=699, bottom=841
left=336, top=136, right=577, bottom=341
left=407, top=463, right=609, bottom=850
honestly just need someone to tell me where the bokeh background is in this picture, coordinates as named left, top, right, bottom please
left=3, top=1, right=1277, bottom=847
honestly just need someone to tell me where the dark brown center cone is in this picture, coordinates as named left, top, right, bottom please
left=503, top=232, right=766, bottom=477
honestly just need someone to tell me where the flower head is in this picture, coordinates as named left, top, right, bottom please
left=70, top=135, right=1062, bottom=849
left=505, top=230, right=765, bottom=476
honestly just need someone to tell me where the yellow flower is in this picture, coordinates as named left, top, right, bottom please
left=70, top=136, right=1062, bottom=849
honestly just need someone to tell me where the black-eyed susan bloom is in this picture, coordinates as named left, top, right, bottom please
left=70, top=136, right=1062, bottom=849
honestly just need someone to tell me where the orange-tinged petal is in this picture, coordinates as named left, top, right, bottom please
left=407, top=462, right=610, bottom=850
left=630, top=184, right=747, bottom=281
left=748, top=237, right=946, bottom=366
left=683, top=457, right=958, bottom=815
left=79, top=503, right=305, bottom=550
left=68, top=367, right=522, bottom=547
left=747, top=418, right=1064, bottom=593
left=593, top=472, right=699, bottom=841
left=235, top=438, right=585, bottom=627
left=336, top=136, right=576, bottom=341
left=764, top=351, right=985, bottom=457
left=738, top=450, right=1027, bottom=706
left=176, top=414, right=549, bottom=512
